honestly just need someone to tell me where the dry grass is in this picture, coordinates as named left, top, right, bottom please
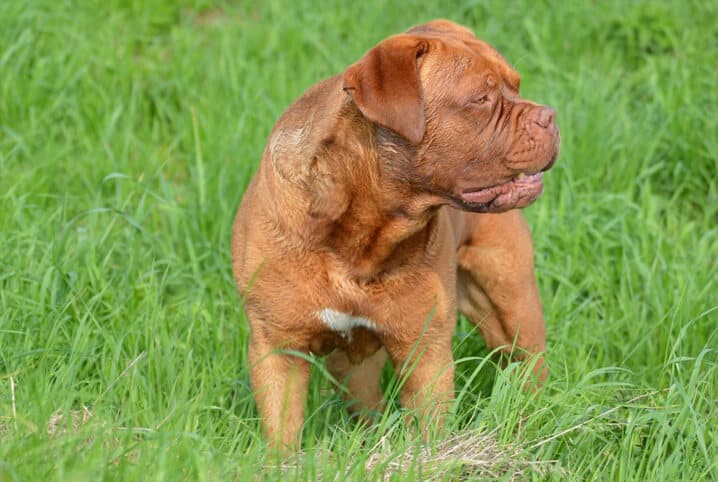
left=363, top=429, right=554, bottom=481
left=46, top=406, right=93, bottom=438
left=0, top=416, right=12, bottom=440
left=274, top=429, right=556, bottom=481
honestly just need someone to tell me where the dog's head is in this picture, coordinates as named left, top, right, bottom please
left=343, top=20, right=559, bottom=213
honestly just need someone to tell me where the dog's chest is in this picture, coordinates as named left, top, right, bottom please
left=314, top=262, right=385, bottom=339
left=318, top=308, right=377, bottom=337
left=309, top=308, right=382, bottom=359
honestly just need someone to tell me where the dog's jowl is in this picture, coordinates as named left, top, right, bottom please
left=231, top=19, right=559, bottom=450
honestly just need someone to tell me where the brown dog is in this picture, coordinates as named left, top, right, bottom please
left=231, top=19, right=559, bottom=450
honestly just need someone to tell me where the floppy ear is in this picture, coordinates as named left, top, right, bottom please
left=342, top=35, right=428, bottom=144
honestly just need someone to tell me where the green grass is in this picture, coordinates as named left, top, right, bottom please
left=1, top=0, right=717, bottom=480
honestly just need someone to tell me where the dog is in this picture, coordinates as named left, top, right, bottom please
left=231, top=19, right=559, bottom=450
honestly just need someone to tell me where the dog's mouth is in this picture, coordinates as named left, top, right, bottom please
left=458, top=170, right=546, bottom=213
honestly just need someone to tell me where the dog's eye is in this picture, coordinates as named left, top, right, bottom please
left=470, top=95, right=490, bottom=106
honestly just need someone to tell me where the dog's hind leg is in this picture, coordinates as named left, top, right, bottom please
left=456, top=210, right=547, bottom=383
left=326, top=347, right=387, bottom=422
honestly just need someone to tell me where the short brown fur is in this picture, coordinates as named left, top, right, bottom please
left=232, top=19, right=559, bottom=450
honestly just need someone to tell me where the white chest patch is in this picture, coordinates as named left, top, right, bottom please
left=318, top=309, right=377, bottom=337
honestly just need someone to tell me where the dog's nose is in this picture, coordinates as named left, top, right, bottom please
left=535, top=107, right=556, bottom=129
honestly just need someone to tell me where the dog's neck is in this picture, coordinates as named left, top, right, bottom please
left=325, top=186, right=440, bottom=280
left=319, top=126, right=441, bottom=279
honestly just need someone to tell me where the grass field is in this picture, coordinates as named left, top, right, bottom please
left=1, top=0, right=717, bottom=480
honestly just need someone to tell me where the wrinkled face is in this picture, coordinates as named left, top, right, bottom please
left=416, top=27, right=560, bottom=212
left=343, top=20, right=560, bottom=213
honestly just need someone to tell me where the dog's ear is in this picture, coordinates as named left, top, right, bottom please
left=343, top=35, right=428, bottom=145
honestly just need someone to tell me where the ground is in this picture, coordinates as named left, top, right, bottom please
left=0, top=0, right=716, bottom=480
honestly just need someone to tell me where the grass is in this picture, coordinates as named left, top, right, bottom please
left=1, top=0, right=716, bottom=480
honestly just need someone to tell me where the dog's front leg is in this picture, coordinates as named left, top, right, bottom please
left=248, top=332, right=311, bottom=452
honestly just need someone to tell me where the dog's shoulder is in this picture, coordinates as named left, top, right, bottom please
left=266, top=75, right=344, bottom=174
